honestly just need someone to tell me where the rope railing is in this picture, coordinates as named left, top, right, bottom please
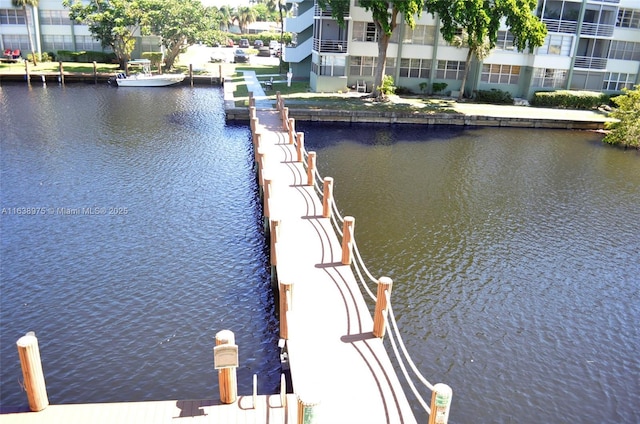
left=273, top=95, right=452, bottom=423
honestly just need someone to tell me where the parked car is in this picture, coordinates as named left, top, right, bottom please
left=254, top=39, right=264, bottom=48
left=239, top=38, right=250, bottom=48
left=233, top=49, right=249, bottom=63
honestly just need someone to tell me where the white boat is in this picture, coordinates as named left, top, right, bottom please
left=114, top=59, right=185, bottom=87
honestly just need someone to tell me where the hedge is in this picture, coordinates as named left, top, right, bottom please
left=56, top=50, right=116, bottom=63
left=531, top=90, right=609, bottom=109
left=476, top=88, right=513, bottom=104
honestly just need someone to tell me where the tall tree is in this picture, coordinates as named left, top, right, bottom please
left=318, top=0, right=426, bottom=99
left=12, top=0, right=39, bottom=65
left=144, top=0, right=212, bottom=70
left=424, top=0, right=547, bottom=99
left=235, top=6, right=257, bottom=33
left=64, top=0, right=144, bottom=69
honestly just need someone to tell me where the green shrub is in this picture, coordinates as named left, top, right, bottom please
left=531, top=90, right=609, bottom=109
left=379, top=75, right=396, bottom=95
left=142, top=52, right=163, bottom=68
left=476, top=88, right=513, bottom=104
left=55, top=50, right=116, bottom=63
left=432, top=82, right=448, bottom=94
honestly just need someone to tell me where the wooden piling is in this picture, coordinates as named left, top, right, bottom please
left=279, top=281, right=293, bottom=339
left=270, top=219, right=281, bottom=267
left=296, top=132, right=305, bottom=162
left=307, top=152, right=316, bottom=186
left=189, top=64, right=193, bottom=87
left=92, top=61, right=97, bottom=84
left=428, top=384, right=453, bottom=424
left=341, top=216, right=355, bottom=265
left=288, top=118, right=296, bottom=144
left=263, top=176, right=273, bottom=219
left=322, top=177, right=333, bottom=218
left=16, top=332, right=49, bottom=412
left=373, top=277, right=393, bottom=338
left=215, top=330, right=237, bottom=404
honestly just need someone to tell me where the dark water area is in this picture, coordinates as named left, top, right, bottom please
left=0, top=85, right=280, bottom=406
left=1, top=84, right=638, bottom=424
left=297, top=122, right=640, bottom=424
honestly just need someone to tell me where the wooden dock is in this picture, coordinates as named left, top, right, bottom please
left=0, top=395, right=298, bottom=423
left=254, top=103, right=418, bottom=424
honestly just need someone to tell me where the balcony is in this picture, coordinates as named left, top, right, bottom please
left=543, top=19, right=578, bottom=34
left=313, top=38, right=348, bottom=53
left=283, top=37, right=313, bottom=63
left=574, top=56, right=608, bottom=69
left=285, top=6, right=314, bottom=34
left=314, top=3, right=349, bottom=18
left=580, top=22, right=614, bottom=37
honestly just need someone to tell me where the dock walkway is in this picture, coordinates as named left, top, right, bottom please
left=254, top=105, right=417, bottom=424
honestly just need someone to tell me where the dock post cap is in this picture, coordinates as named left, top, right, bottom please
left=17, top=331, right=37, bottom=346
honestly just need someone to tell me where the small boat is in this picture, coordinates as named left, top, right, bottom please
left=114, top=59, right=185, bottom=87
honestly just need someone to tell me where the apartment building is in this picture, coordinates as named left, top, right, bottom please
left=284, top=0, right=640, bottom=98
left=0, top=0, right=160, bottom=60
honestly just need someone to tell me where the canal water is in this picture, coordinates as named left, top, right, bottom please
left=0, top=85, right=280, bottom=406
left=1, top=85, right=638, bottom=424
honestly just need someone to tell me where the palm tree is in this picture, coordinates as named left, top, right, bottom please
left=12, top=0, right=39, bottom=65
left=218, top=5, right=234, bottom=32
left=235, top=6, right=256, bottom=34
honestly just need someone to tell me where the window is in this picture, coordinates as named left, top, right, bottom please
left=399, top=58, right=431, bottom=78
left=481, top=64, right=521, bottom=84
left=603, top=72, right=637, bottom=91
left=39, top=10, right=71, bottom=25
left=42, top=35, right=74, bottom=52
left=438, top=29, right=464, bottom=46
left=316, top=55, right=346, bottom=77
left=538, top=34, right=573, bottom=56
left=495, top=31, right=515, bottom=51
left=609, top=40, right=640, bottom=61
left=352, top=21, right=399, bottom=43
left=75, top=36, right=104, bottom=52
left=436, top=61, right=465, bottom=80
left=617, top=8, right=640, bottom=29
left=403, top=25, right=436, bottom=45
left=349, top=56, right=395, bottom=77
left=532, top=68, right=567, bottom=88
left=0, top=8, right=26, bottom=25
left=1, top=34, right=30, bottom=51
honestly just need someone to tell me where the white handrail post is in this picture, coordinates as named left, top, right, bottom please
left=428, top=384, right=453, bottom=424
left=280, top=373, right=287, bottom=408
left=253, top=374, right=258, bottom=409
left=373, top=277, right=393, bottom=338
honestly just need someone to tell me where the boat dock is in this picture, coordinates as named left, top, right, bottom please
left=251, top=102, right=418, bottom=423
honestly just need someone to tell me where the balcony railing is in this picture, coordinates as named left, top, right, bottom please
left=543, top=19, right=578, bottom=34
left=313, top=38, right=348, bottom=53
left=580, top=22, right=615, bottom=37
left=574, top=56, right=608, bottom=69
left=314, top=3, right=349, bottom=18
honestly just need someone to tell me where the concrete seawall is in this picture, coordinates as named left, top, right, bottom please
left=225, top=107, right=609, bottom=130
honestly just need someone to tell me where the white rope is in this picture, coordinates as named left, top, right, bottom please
left=386, top=301, right=432, bottom=415
left=388, top=302, right=435, bottom=392
left=352, top=238, right=378, bottom=284
left=352, top=258, right=377, bottom=301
